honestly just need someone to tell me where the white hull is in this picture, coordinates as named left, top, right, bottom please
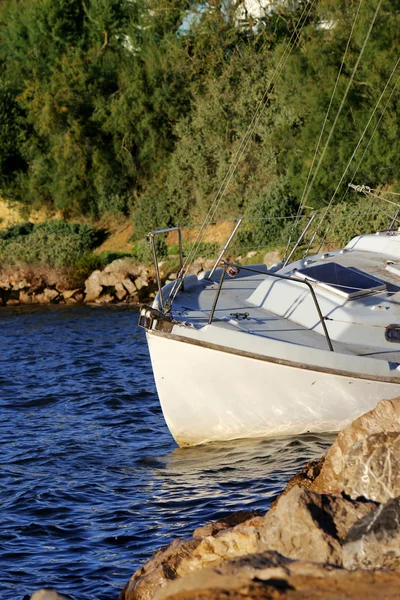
left=147, top=331, right=400, bottom=446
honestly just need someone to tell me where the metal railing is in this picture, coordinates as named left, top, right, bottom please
left=208, top=261, right=334, bottom=352
left=147, top=226, right=183, bottom=312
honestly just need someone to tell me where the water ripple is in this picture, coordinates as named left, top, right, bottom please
left=0, top=306, right=333, bottom=599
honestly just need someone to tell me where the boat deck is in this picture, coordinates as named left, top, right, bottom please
left=171, top=270, right=400, bottom=364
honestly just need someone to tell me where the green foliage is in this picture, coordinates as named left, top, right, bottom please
left=134, top=237, right=168, bottom=263
left=0, top=220, right=105, bottom=266
left=237, top=179, right=298, bottom=249
left=0, top=0, right=399, bottom=244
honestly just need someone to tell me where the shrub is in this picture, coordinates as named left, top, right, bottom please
left=0, top=220, right=105, bottom=267
left=134, top=237, right=168, bottom=263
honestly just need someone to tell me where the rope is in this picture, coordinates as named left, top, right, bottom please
left=325, top=317, right=398, bottom=330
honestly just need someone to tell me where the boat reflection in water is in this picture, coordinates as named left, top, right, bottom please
left=144, top=434, right=334, bottom=535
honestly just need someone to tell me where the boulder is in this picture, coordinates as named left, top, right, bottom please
left=120, top=486, right=377, bottom=600
left=341, top=432, right=400, bottom=503
left=343, top=497, right=400, bottom=571
left=95, top=293, right=115, bottom=305
left=98, top=271, right=125, bottom=287
left=20, top=290, right=33, bottom=304
left=122, top=277, right=137, bottom=296
left=312, top=398, right=400, bottom=495
left=34, top=288, right=60, bottom=304
left=104, top=258, right=142, bottom=278
left=258, top=485, right=376, bottom=566
left=84, top=270, right=103, bottom=302
left=30, top=590, right=70, bottom=600
left=115, top=282, right=128, bottom=301
left=121, top=513, right=264, bottom=600
left=155, top=551, right=400, bottom=600
left=62, top=288, right=84, bottom=304
left=12, top=278, right=31, bottom=290
left=134, top=276, right=149, bottom=291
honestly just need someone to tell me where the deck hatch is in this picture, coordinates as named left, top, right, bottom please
left=295, top=262, right=386, bottom=299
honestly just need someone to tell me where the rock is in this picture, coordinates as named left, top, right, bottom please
left=115, top=282, right=128, bottom=301
left=246, top=251, right=257, bottom=258
left=271, top=456, right=325, bottom=507
left=122, top=277, right=137, bottom=296
left=121, top=512, right=265, bottom=600
left=98, top=271, right=125, bottom=287
left=193, top=510, right=262, bottom=539
left=341, top=432, right=400, bottom=503
left=343, top=497, right=400, bottom=571
left=62, top=288, right=84, bottom=304
left=84, top=270, right=103, bottom=302
left=121, top=485, right=378, bottom=600
left=312, top=398, right=400, bottom=495
left=30, top=590, right=70, bottom=600
left=6, top=298, right=20, bottom=306
left=259, top=485, right=376, bottom=566
left=134, top=276, right=149, bottom=291
left=12, top=278, right=31, bottom=290
left=34, top=288, right=60, bottom=304
left=104, top=258, right=142, bottom=277
left=20, top=290, right=33, bottom=304
left=155, top=551, right=400, bottom=600
left=95, top=293, right=115, bottom=304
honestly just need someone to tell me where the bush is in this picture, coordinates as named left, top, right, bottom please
left=0, top=220, right=106, bottom=267
left=134, top=237, right=168, bottom=263
left=236, top=179, right=297, bottom=251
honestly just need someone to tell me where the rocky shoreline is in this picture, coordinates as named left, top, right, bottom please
left=0, top=257, right=216, bottom=308
left=118, top=398, right=400, bottom=600
left=30, top=398, right=400, bottom=600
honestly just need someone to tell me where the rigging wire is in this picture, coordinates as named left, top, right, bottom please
left=284, top=0, right=365, bottom=260
left=175, top=0, right=317, bottom=287
left=314, top=66, right=400, bottom=252
left=296, top=0, right=384, bottom=230
left=314, top=54, right=400, bottom=232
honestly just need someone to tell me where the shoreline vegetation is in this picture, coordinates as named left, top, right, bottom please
left=0, top=0, right=400, bottom=259
left=0, top=191, right=397, bottom=308
left=29, top=397, right=400, bottom=600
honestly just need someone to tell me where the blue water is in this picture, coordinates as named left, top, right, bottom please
left=0, top=306, right=333, bottom=599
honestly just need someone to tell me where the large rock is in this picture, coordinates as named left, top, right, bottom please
left=343, top=496, right=400, bottom=571
left=121, top=513, right=264, bottom=600
left=103, top=258, right=143, bottom=278
left=156, top=551, right=400, bottom=600
left=312, top=398, right=400, bottom=495
left=121, top=486, right=377, bottom=600
left=34, top=288, right=60, bottom=304
left=341, top=432, right=400, bottom=503
left=84, top=270, right=103, bottom=302
left=258, top=485, right=376, bottom=566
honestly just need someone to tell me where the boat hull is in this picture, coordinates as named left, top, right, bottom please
left=147, top=331, right=400, bottom=446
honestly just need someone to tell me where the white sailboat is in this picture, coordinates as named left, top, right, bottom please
left=138, top=1, right=400, bottom=446
left=139, top=222, right=400, bottom=446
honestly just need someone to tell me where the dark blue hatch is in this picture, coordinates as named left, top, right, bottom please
left=295, top=262, right=386, bottom=299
